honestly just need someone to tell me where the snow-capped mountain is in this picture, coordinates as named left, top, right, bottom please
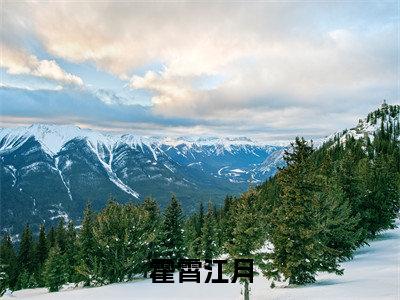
left=325, top=102, right=400, bottom=145
left=0, top=124, right=285, bottom=234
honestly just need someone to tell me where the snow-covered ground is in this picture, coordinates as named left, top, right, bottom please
left=4, top=221, right=399, bottom=300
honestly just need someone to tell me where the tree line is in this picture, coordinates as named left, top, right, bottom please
left=1, top=104, right=399, bottom=297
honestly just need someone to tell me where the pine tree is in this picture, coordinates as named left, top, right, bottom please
left=219, top=195, right=236, bottom=252
left=77, top=203, right=96, bottom=286
left=36, top=224, right=48, bottom=269
left=0, top=261, right=8, bottom=296
left=16, top=270, right=33, bottom=290
left=47, top=227, right=56, bottom=249
left=17, top=224, right=35, bottom=286
left=357, top=155, right=400, bottom=236
left=196, top=203, right=205, bottom=236
left=35, top=224, right=48, bottom=287
left=55, top=219, right=67, bottom=253
left=201, top=203, right=217, bottom=260
left=266, top=138, right=322, bottom=284
left=159, top=195, right=185, bottom=265
left=91, top=201, right=152, bottom=283
left=265, top=138, right=368, bottom=285
left=142, top=197, right=160, bottom=278
left=335, top=151, right=367, bottom=245
left=0, top=234, right=18, bottom=291
left=194, top=203, right=205, bottom=256
left=263, top=138, right=348, bottom=285
left=65, top=221, right=78, bottom=282
left=225, top=189, right=266, bottom=300
left=44, top=245, right=67, bottom=292
left=314, top=176, right=363, bottom=262
left=213, top=206, right=225, bottom=254
left=184, top=203, right=205, bottom=258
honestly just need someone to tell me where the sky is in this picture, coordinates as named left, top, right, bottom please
left=0, top=1, right=399, bottom=142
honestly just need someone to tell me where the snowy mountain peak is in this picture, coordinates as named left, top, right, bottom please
left=156, top=136, right=263, bottom=148
left=0, top=124, right=277, bottom=156
left=0, top=123, right=116, bottom=155
left=349, top=103, right=399, bottom=139
left=323, top=103, right=400, bottom=145
left=1, top=123, right=285, bottom=235
left=364, top=102, right=399, bottom=128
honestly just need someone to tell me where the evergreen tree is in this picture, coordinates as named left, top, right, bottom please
left=65, top=221, right=78, bottom=282
left=314, top=176, right=363, bottom=262
left=195, top=203, right=205, bottom=256
left=17, top=224, right=35, bottom=286
left=77, top=203, right=96, bottom=286
left=35, top=224, right=48, bottom=287
left=201, top=203, right=217, bottom=260
left=36, top=224, right=48, bottom=269
left=16, top=270, right=36, bottom=290
left=196, top=202, right=205, bottom=237
left=44, top=245, right=67, bottom=292
left=335, top=150, right=367, bottom=245
left=91, top=201, right=151, bottom=283
left=225, top=189, right=266, bottom=300
left=219, top=195, right=236, bottom=253
left=357, top=155, right=400, bottom=236
left=0, top=261, right=8, bottom=296
left=184, top=203, right=205, bottom=258
left=0, top=234, right=18, bottom=291
left=263, top=138, right=358, bottom=285
left=47, top=227, right=56, bottom=249
left=159, top=195, right=185, bottom=265
left=264, top=138, right=322, bottom=284
left=213, top=206, right=225, bottom=255
left=55, top=219, right=67, bottom=253
left=183, top=216, right=198, bottom=257
left=142, top=197, right=160, bottom=278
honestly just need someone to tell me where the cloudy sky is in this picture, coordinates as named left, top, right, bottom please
left=0, top=1, right=398, bottom=142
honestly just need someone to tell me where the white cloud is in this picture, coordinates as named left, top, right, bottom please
left=1, top=45, right=83, bottom=86
left=1, top=1, right=398, bottom=139
left=128, top=25, right=396, bottom=120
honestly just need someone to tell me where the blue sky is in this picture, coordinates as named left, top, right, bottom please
left=0, top=1, right=398, bottom=141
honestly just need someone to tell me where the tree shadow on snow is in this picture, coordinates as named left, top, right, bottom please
left=308, top=279, right=356, bottom=287
left=372, top=231, right=398, bottom=242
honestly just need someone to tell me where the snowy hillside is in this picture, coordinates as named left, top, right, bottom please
left=4, top=220, right=399, bottom=300
left=325, top=102, right=400, bottom=145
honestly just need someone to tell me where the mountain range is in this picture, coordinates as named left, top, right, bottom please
left=0, top=125, right=285, bottom=235
left=2, top=102, right=398, bottom=236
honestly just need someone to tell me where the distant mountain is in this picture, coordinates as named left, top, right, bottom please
left=0, top=124, right=285, bottom=235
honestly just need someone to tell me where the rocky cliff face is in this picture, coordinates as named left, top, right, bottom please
left=0, top=124, right=285, bottom=235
